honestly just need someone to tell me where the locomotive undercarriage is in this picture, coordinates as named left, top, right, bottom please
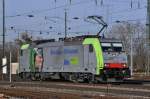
left=60, top=72, right=95, bottom=83
left=19, top=68, right=130, bottom=82
left=19, top=72, right=95, bottom=82
left=100, top=68, right=131, bottom=81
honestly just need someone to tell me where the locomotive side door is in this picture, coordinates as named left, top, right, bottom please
left=88, top=44, right=96, bottom=71
left=35, top=48, right=44, bottom=72
left=84, top=44, right=96, bottom=73
left=83, top=45, right=89, bottom=69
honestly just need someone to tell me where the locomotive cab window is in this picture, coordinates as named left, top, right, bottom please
left=37, top=48, right=43, bottom=56
left=101, top=43, right=112, bottom=52
left=112, top=43, right=123, bottom=52
left=89, top=44, right=93, bottom=52
left=20, top=50, right=23, bottom=56
left=113, top=47, right=122, bottom=52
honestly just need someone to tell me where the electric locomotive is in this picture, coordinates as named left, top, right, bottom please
left=19, top=35, right=130, bottom=82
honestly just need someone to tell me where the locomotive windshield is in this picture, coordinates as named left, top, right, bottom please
left=101, top=42, right=127, bottom=66
left=101, top=42, right=123, bottom=52
left=101, top=43, right=112, bottom=52
left=112, top=43, right=123, bottom=52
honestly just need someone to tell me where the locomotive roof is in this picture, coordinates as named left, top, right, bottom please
left=100, top=38, right=122, bottom=43
left=32, top=35, right=122, bottom=47
left=35, top=40, right=83, bottom=47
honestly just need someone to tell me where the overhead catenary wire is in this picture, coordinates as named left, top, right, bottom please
left=6, top=27, right=94, bottom=37
left=6, top=0, right=146, bottom=18
left=6, top=6, right=146, bottom=30
left=5, top=0, right=147, bottom=40
left=6, top=28, right=56, bottom=34
left=7, top=17, right=146, bottom=35
left=110, top=6, right=146, bottom=14
left=5, top=0, right=146, bottom=34
left=6, top=0, right=92, bottom=18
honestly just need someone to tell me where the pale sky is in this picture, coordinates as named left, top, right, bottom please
left=0, top=0, right=147, bottom=42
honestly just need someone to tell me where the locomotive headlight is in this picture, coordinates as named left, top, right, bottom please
left=112, top=54, right=116, bottom=56
left=122, top=63, right=127, bottom=67
left=104, top=63, right=110, bottom=67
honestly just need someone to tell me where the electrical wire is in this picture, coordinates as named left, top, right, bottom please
left=5, top=0, right=147, bottom=39
left=110, top=6, right=146, bottom=15
left=6, top=0, right=92, bottom=18
left=6, top=28, right=56, bottom=34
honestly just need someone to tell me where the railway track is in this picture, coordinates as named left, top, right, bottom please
left=0, top=79, right=150, bottom=98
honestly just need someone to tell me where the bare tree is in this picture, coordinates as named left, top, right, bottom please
left=15, top=32, right=32, bottom=46
left=108, top=22, right=148, bottom=72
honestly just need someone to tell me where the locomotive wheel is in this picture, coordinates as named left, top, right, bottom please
left=32, top=73, right=42, bottom=81
left=88, top=74, right=96, bottom=84
left=22, top=72, right=27, bottom=80
left=30, top=73, right=36, bottom=81
left=69, top=74, right=79, bottom=83
left=97, top=74, right=107, bottom=82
